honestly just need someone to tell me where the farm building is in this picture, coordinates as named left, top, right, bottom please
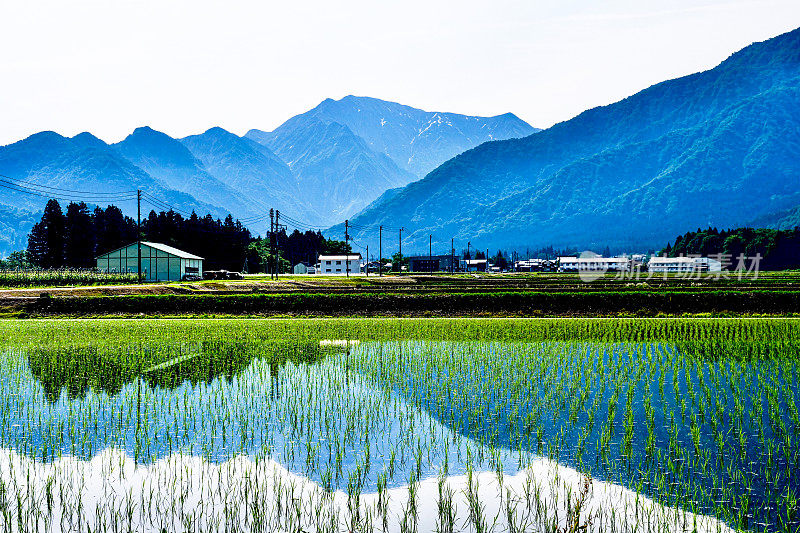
left=558, top=256, right=631, bottom=272
left=648, top=256, right=722, bottom=273
left=462, top=259, right=488, bottom=272
left=407, top=254, right=459, bottom=272
left=293, top=262, right=316, bottom=274
left=514, top=258, right=557, bottom=272
left=96, top=241, right=203, bottom=281
left=318, top=254, right=361, bottom=274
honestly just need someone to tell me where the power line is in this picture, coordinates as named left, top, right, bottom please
left=0, top=173, right=136, bottom=197
left=140, top=192, right=203, bottom=219
left=1, top=170, right=414, bottom=245
left=0, top=179, right=138, bottom=203
left=0, top=183, right=138, bottom=204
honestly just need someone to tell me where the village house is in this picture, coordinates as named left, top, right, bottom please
left=317, top=254, right=362, bottom=275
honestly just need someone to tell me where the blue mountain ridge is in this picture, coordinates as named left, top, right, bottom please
left=339, top=27, right=800, bottom=254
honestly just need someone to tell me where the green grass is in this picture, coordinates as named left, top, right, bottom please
left=18, top=289, right=800, bottom=317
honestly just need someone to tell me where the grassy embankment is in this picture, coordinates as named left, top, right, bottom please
left=2, top=272, right=800, bottom=317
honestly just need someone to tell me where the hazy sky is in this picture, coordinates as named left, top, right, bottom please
left=1, top=0, right=798, bottom=145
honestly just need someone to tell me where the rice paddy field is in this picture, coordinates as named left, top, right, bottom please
left=0, top=318, right=797, bottom=532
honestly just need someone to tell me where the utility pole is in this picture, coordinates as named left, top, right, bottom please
left=269, top=208, right=275, bottom=280
left=137, top=189, right=142, bottom=283
left=345, top=219, right=350, bottom=278
left=366, top=245, right=369, bottom=277
left=379, top=225, right=383, bottom=277
left=451, top=237, right=454, bottom=274
left=429, top=234, right=432, bottom=274
left=275, top=210, right=280, bottom=279
left=399, top=227, right=403, bottom=263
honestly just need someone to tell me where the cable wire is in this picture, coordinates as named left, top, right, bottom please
left=0, top=173, right=137, bottom=197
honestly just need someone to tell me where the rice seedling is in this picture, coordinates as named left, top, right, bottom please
left=0, top=318, right=795, bottom=531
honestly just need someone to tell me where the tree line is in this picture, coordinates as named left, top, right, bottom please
left=246, top=229, right=351, bottom=274
left=24, top=199, right=348, bottom=273
left=664, top=227, right=800, bottom=270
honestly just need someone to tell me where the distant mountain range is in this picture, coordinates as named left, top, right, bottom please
left=247, top=96, right=537, bottom=177
left=0, top=98, right=535, bottom=255
left=5, top=27, right=799, bottom=260
left=341, top=27, right=800, bottom=254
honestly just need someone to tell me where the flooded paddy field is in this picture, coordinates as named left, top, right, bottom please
left=0, top=318, right=797, bottom=532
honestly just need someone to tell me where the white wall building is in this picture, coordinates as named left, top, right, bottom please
left=648, top=256, right=722, bottom=273
left=558, top=256, right=632, bottom=272
left=96, top=241, right=203, bottom=281
left=317, top=254, right=362, bottom=275
left=461, top=259, right=488, bottom=272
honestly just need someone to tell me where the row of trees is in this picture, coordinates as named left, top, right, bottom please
left=26, top=199, right=252, bottom=271
left=664, top=226, right=800, bottom=270
left=245, top=230, right=350, bottom=274
left=23, top=199, right=349, bottom=273
left=27, top=200, right=138, bottom=269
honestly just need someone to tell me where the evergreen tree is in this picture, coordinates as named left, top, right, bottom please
left=94, top=205, right=136, bottom=255
left=493, top=250, right=509, bottom=270
left=323, top=239, right=352, bottom=255
left=26, top=221, right=48, bottom=268
left=64, top=202, right=96, bottom=267
left=27, top=199, right=65, bottom=268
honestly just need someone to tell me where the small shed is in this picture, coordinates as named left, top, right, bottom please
left=96, top=241, right=203, bottom=281
left=462, top=259, right=488, bottom=272
left=293, top=262, right=309, bottom=274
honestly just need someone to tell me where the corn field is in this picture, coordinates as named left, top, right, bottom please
left=0, top=269, right=138, bottom=288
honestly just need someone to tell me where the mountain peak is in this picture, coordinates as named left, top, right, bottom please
left=203, top=126, right=234, bottom=137
left=25, top=130, right=66, bottom=143
left=121, top=126, right=173, bottom=143
left=271, top=96, right=537, bottom=177
left=71, top=132, right=108, bottom=149
left=131, top=125, right=158, bottom=135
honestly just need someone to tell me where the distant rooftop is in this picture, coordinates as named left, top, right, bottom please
left=96, top=241, right=203, bottom=260
left=318, top=254, right=362, bottom=260
left=559, top=256, right=630, bottom=262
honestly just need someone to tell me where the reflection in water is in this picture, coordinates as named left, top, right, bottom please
left=27, top=340, right=324, bottom=403
left=3, top=339, right=797, bottom=531
left=2, top=339, right=524, bottom=495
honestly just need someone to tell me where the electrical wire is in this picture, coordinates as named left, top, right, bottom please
left=0, top=181, right=139, bottom=204
left=1, top=169, right=412, bottom=241
left=0, top=173, right=137, bottom=197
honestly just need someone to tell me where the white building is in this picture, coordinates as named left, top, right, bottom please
left=648, top=256, right=722, bottom=273
left=317, top=254, right=362, bottom=275
left=558, top=256, right=631, bottom=272
left=514, top=258, right=556, bottom=272
left=461, top=259, right=488, bottom=272
left=96, top=241, right=203, bottom=281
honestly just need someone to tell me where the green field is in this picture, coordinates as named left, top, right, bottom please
left=0, top=318, right=797, bottom=532
left=3, top=271, right=800, bottom=317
